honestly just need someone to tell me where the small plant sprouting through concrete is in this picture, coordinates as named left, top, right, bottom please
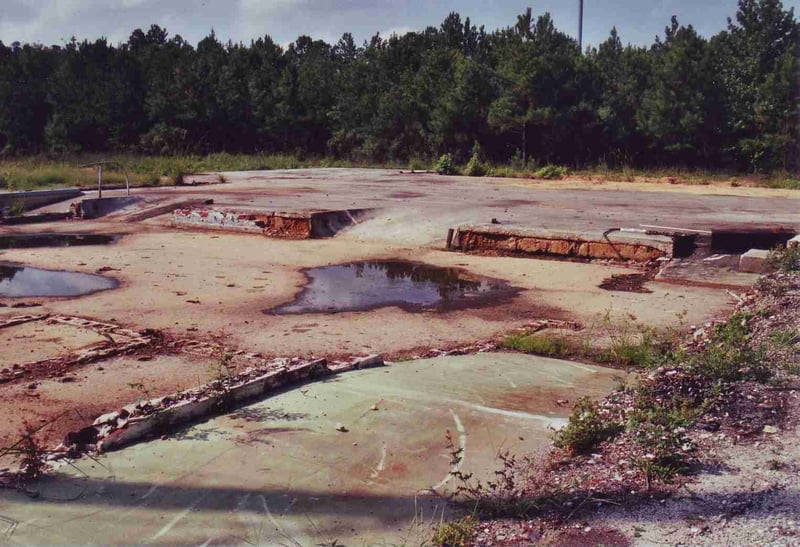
left=127, top=382, right=152, bottom=404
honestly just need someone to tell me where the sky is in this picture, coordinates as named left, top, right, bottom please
left=2, top=0, right=799, bottom=50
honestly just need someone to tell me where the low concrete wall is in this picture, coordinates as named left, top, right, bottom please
left=452, top=225, right=677, bottom=262
left=0, top=188, right=83, bottom=214
left=76, top=196, right=141, bottom=219
left=171, top=206, right=372, bottom=239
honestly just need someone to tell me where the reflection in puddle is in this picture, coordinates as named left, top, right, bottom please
left=269, top=260, right=518, bottom=314
left=0, top=233, right=119, bottom=250
left=0, top=263, right=118, bottom=297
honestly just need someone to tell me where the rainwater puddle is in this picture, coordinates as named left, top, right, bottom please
left=0, top=263, right=118, bottom=297
left=269, top=260, right=518, bottom=314
left=0, top=233, right=119, bottom=250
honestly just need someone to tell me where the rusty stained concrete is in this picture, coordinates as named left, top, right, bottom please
left=0, top=168, right=797, bottom=544
left=0, top=353, right=618, bottom=546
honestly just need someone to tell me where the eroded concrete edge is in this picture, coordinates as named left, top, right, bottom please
left=451, top=225, right=678, bottom=261
left=55, top=354, right=384, bottom=458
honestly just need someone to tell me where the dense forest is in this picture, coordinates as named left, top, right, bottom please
left=0, top=0, right=797, bottom=172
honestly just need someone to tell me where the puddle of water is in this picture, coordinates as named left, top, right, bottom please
left=269, top=260, right=518, bottom=314
left=0, top=263, right=118, bottom=297
left=0, top=233, right=119, bottom=250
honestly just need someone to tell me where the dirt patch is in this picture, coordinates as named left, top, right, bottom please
left=599, top=273, right=653, bottom=293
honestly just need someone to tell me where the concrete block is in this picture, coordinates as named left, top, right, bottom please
left=739, top=249, right=772, bottom=274
left=788, top=235, right=800, bottom=250
left=350, top=354, right=384, bottom=369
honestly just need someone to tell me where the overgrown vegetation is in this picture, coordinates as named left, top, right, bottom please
left=552, top=397, right=623, bottom=454
left=0, top=153, right=400, bottom=191
left=769, top=245, right=800, bottom=272
left=0, top=1, right=797, bottom=174
left=446, top=276, right=800, bottom=537
left=502, top=317, right=682, bottom=369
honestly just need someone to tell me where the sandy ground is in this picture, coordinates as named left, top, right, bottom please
left=584, top=393, right=800, bottom=546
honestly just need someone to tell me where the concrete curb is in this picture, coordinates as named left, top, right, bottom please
left=61, top=354, right=385, bottom=455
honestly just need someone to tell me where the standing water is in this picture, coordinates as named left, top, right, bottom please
left=269, top=260, right=518, bottom=314
left=0, top=263, right=118, bottom=298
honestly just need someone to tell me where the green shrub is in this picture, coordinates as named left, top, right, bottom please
left=463, top=141, right=487, bottom=177
left=435, top=153, right=456, bottom=175
left=464, top=154, right=486, bottom=177
left=553, top=397, right=622, bottom=454
left=628, top=405, right=694, bottom=484
left=768, top=245, right=800, bottom=272
left=689, top=312, right=770, bottom=383
left=432, top=516, right=477, bottom=547
left=533, top=165, right=568, bottom=179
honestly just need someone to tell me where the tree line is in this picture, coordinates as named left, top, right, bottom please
left=0, top=0, right=797, bottom=172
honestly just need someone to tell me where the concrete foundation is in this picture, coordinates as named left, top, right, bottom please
left=452, top=225, right=680, bottom=261
left=171, top=206, right=372, bottom=239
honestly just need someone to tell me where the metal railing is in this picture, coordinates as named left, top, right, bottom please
left=78, top=161, right=131, bottom=198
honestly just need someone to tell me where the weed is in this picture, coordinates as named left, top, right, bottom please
left=533, top=165, right=568, bottom=179
left=408, top=157, right=429, bottom=172
left=211, top=353, right=235, bottom=411
left=8, top=200, right=25, bottom=216
left=770, top=329, right=798, bottom=347
left=17, top=422, right=47, bottom=484
left=127, top=381, right=152, bottom=403
left=628, top=406, right=694, bottom=486
left=435, top=154, right=456, bottom=176
left=768, top=245, right=800, bottom=272
left=766, top=459, right=786, bottom=471
left=690, top=312, right=771, bottom=383
left=553, top=397, right=623, bottom=454
left=502, top=332, right=575, bottom=357
left=431, top=516, right=476, bottom=547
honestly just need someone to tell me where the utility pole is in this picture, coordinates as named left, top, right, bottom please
left=578, top=0, right=584, bottom=50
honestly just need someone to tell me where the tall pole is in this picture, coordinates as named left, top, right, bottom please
left=578, top=0, right=584, bottom=50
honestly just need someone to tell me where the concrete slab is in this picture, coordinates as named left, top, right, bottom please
left=1, top=353, right=618, bottom=545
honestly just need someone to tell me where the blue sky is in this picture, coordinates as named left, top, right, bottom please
left=2, top=0, right=798, bottom=49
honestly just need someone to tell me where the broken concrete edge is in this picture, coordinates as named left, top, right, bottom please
left=170, top=206, right=374, bottom=239
left=788, top=235, right=800, bottom=250
left=0, top=314, right=152, bottom=383
left=450, top=224, right=678, bottom=262
left=49, top=354, right=384, bottom=460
